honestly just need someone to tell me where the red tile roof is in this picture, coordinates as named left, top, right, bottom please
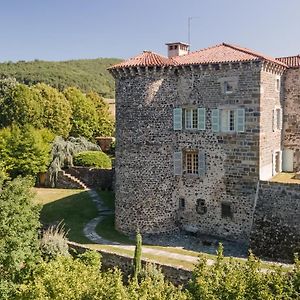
left=109, top=43, right=288, bottom=70
left=276, top=55, right=300, bottom=68
left=108, top=51, right=173, bottom=70
left=173, top=43, right=287, bottom=67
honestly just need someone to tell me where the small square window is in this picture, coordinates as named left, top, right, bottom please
left=196, top=199, right=207, bottom=215
left=174, top=45, right=178, bottom=50
left=221, top=202, right=232, bottom=218
left=169, top=45, right=173, bottom=50
left=224, top=81, right=234, bottom=93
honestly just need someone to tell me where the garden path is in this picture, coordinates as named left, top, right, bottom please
left=83, top=188, right=213, bottom=266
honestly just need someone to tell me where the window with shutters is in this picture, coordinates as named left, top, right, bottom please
left=174, top=149, right=206, bottom=176
left=173, top=107, right=206, bottom=131
left=212, top=108, right=245, bottom=133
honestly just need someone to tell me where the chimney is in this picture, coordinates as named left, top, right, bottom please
left=166, top=42, right=189, bottom=58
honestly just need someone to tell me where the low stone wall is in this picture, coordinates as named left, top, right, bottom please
left=68, top=242, right=192, bottom=286
left=250, top=181, right=300, bottom=262
left=65, top=167, right=114, bottom=190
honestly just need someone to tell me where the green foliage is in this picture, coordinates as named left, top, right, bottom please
left=0, top=83, right=42, bottom=128
left=133, top=230, right=142, bottom=280
left=128, top=264, right=189, bottom=300
left=0, top=177, right=41, bottom=299
left=188, top=243, right=300, bottom=299
left=18, top=252, right=128, bottom=300
left=64, top=87, right=98, bottom=140
left=40, top=223, right=69, bottom=261
left=0, top=58, right=121, bottom=98
left=86, top=91, right=115, bottom=137
left=33, top=83, right=72, bottom=137
left=48, top=136, right=100, bottom=187
left=74, top=151, right=112, bottom=168
left=0, top=125, right=54, bottom=178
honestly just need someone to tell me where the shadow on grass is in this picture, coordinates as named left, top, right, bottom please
left=40, top=190, right=98, bottom=244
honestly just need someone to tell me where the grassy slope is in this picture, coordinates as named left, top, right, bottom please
left=34, top=188, right=98, bottom=243
left=0, top=58, right=122, bottom=98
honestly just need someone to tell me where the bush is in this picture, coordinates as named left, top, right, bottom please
left=40, top=223, right=69, bottom=261
left=74, top=151, right=112, bottom=169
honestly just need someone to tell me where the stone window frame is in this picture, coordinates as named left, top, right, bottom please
left=272, top=105, right=283, bottom=132
left=218, top=76, right=239, bottom=95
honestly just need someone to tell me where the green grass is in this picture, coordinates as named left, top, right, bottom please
left=95, top=214, right=133, bottom=244
left=96, top=190, right=133, bottom=244
left=34, top=188, right=98, bottom=243
left=98, top=190, right=115, bottom=210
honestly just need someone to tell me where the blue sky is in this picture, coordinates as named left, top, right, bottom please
left=0, top=0, right=299, bottom=62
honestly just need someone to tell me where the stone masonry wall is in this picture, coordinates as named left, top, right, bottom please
left=114, top=62, right=267, bottom=241
left=259, top=70, right=283, bottom=180
left=250, top=181, right=300, bottom=262
left=65, top=167, right=114, bottom=190
left=68, top=242, right=192, bottom=286
left=282, top=67, right=300, bottom=171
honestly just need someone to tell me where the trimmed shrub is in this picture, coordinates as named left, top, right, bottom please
left=74, top=151, right=112, bottom=169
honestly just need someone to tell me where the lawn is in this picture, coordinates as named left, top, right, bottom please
left=96, top=190, right=133, bottom=244
left=34, top=188, right=98, bottom=243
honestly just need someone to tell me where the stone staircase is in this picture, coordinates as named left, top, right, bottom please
left=56, top=170, right=88, bottom=190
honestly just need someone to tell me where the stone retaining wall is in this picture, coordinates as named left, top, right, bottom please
left=65, top=167, right=114, bottom=190
left=250, top=181, right=300, bottom=261
left=68, top=242, right=192, bottom=286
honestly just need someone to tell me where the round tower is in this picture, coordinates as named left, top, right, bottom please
left=109, top=51, right=179, bottom=235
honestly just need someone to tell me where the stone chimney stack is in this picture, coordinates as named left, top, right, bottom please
left=166, top=42, right=189, bottom=58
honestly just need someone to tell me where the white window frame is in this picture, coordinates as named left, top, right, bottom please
left=272, top=106, right=282, bottom=132
left=184, top=108, right=198, bottom=130
left=218, top=108, right=245, bottom=133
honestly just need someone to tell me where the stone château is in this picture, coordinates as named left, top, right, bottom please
left=109, top=42, right=300, bottom=256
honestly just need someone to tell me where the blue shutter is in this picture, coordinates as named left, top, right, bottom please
left=198, top=151, right=206, bottom=176
left=198, top=108, right=206, bottom=130
left=237, top=108, right=245, bottom=132
left=211, top=109, right=220, bottom=132
left=174, top=151, right=182, bottom=175
left=173, top=108, right=182, bottom=130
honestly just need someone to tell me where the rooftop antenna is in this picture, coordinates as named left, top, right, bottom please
left=188, top=16, right=200, bottom=52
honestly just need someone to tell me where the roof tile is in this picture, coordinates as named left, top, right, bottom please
left=276, top=55, right=300, bottom=68
left=109, top=43, right=288, bottom=70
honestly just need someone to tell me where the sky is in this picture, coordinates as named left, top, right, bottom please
left=0, top=0, right=299, bottom=62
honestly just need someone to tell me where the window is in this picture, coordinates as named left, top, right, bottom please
left=185, top=108, right=198, bottom=129
left=174, top=45, right=178, bottom=50
left=224, top=81, right=234, bottom=93
left=169, top=45, right=173, bottom=50
left=276, top=78, right=280, bottom=92
left=196, top=199, right=207, bottom=215
left=272, top=107, right=282, bottom=131
left=186, top=151, right=198, bottom=174
left=173, top=107, right=206, bottom=131
left=221, top=202, right=232, bottom=219
left=179, top=198, right=185, bottom=210
left=212, top=108, right=245, bottom=133
left=174, top=150, right=206, bottom=176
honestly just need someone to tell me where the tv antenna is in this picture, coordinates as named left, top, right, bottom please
left=188, top=16, right=200, bottom=52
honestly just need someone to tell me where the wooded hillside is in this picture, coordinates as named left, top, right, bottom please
left=0, top=58, right=122, bottom=98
